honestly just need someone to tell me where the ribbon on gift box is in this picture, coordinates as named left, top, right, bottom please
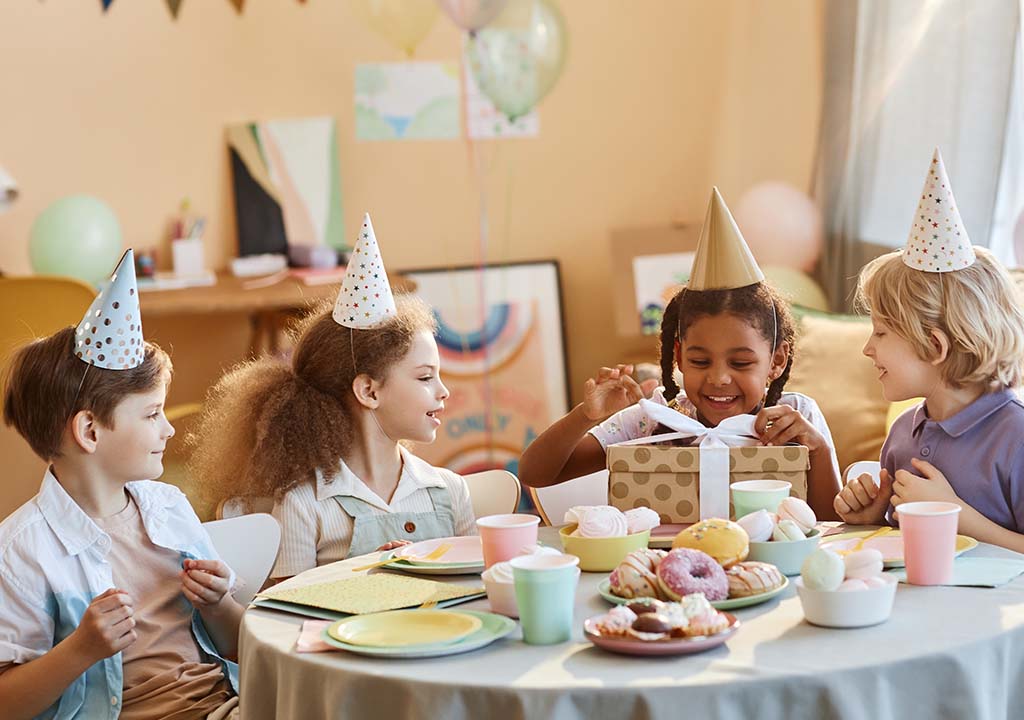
left=612, top=400, right=759, bottom=520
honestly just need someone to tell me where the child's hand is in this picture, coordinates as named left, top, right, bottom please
left=892, top=458, right=961, bottom=507
left=180, top=559, right=232, bottom=608
left=833, top=469, right=893, bottom=525
left=582, top=365, right=644, bottom=421
left=71, top=588, right=136, bottom=662
left=376, top=540, right=412, bottom=552
left=754, top=405, right=827, bottom=451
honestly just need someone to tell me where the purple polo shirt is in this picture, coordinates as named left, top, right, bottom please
left=882, top=388, right=1024, bottom=532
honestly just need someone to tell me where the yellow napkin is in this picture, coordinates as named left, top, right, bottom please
left=257, top=574, right=483, bottom=615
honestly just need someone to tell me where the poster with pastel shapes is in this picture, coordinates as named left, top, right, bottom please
left=74, top=249, right=145, bottom=370
left=903, top=148, right=976, bottom=273
left=332, top=213, right=397, bottom=329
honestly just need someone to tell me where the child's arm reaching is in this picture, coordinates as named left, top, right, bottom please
left=181, top=559, right=244, bottom=659
left=755, top=404, right=842, bottom=521
left=892, top=458, right=1024, bottom=554
left=0, top=588, right=136, bottom=720
left=519, top=365, right=644, bottom=488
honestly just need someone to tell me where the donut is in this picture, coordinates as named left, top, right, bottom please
left=609, top=549, right=667, bottom=599
left=725, top=561, right=785, bottom=598
left=656, top=548, right=729, bottom=601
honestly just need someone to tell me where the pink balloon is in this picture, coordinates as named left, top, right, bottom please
left=734, top=182, right=824, bottom=273
left=436, top=0, right=508, bottom=32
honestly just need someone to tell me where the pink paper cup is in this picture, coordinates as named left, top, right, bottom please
left=895, top=501, right=961, bottom=585
left=476, top=514, right=540, bottom=569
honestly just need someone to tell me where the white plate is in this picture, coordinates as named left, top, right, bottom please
left=394, top=536, right=485, bottom=566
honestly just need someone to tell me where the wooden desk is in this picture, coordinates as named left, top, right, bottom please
left=139, top=271, right=415, bottom=354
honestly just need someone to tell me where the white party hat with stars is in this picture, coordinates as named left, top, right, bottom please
left=332, top=213, right=397, bottom=329
left=74, top=249, right=145, bottom=370
left=903, top=148, right=976, bottom=272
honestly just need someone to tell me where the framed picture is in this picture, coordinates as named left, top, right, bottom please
left=403, top=261, right=570, bottom=508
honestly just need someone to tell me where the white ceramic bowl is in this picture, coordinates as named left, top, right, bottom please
left=747, top=528, right=821, bottom=576
left=796, top=573, right=898, bottom=628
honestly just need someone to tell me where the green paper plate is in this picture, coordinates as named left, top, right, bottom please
left=320, top=610, right=516, bottom=658
left=597, top=576, right=789, bottom=610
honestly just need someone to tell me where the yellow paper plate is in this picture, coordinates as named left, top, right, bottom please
left=819, top=529, right=978, bottom=568
left=327, top=610, right=483, bottom=648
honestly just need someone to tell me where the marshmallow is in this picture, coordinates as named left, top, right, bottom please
left=776, top=497, right=816, bottom=534
left=737, top=509, right=776, bottom=542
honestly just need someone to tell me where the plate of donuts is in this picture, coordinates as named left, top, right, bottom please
left=598, top=576, right=788, bottom=610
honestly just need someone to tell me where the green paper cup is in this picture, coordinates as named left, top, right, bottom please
left=511, top=554, right=580, bottom=645
left=731, top=480, right=792, bottom=519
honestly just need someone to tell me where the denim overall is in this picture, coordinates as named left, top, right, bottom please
left=337, top=485, right=456, bottom=558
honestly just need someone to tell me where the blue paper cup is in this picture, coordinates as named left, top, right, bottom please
left=731, top=479, right=792, bottom=519
left=511, top=554, right=580, bottom=645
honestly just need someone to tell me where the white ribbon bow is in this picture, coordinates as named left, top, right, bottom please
left=615, top=399, right=760, bottom=520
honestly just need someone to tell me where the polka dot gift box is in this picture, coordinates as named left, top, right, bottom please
left=332, top=212, right=397, bottom=330
left=74, top=248, right=144, bottom=370
left=605, top=440, right=809, bottom=525
left=902, top=148, right=976, bottom=273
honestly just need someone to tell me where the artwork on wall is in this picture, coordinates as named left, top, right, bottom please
left=355, top=62, right=462, bottom=141
left=226, top=116, right=346, bottom=257
left=404, top=261, right=569, bottom=509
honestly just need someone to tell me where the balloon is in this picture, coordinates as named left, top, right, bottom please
left=733, top=182, right=824, bottom=273
left=436, top=0, right=508, bottom=32
left=761, top=265, right=829, bottom=312
left=350, top=0, right=439, bottom=57
left=467, top=0, right=568, bottom=120
left=29, top=195, right=123, bottom=286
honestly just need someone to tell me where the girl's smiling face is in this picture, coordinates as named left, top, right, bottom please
left=676, top=312, right=789, bottom=427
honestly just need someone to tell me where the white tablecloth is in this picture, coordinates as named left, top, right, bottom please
left=239, top=528, right=1024, bottom=720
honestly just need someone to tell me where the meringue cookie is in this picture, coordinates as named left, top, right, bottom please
left=573, top=506, right=629, bottom=538
left=482, top=560, right=514, bottom=585
left=843, top=549, right=884, bottom=580
left=772, top=519, right=805, bottom=542
left=837, top=578, right=869, bottom=592
left=737, top=509, right=776, bottom=542
left=776, top=497, right=816, bottom=534
left=624, top=507, right=661, bottom=534
left=801, top=549, right=845, bottom=591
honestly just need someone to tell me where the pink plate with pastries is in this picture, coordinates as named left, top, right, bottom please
left=583, top=612, right=740, bottom=656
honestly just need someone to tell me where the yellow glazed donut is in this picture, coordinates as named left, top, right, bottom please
left=672, top=518, right=749, bottom=568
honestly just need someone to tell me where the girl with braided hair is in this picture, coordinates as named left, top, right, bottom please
left=519, top=190, right=841, bottom=519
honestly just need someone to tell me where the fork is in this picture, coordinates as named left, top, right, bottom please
left=836, top=527, right=892, bottom=556
left=350, top=542, right=453, bottom=573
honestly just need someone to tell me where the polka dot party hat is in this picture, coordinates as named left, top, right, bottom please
left=74, top=248, right=145, bottom=370
left=903, top=148, right=976, bottom=273
left=333, top=213, right=397, bottom=329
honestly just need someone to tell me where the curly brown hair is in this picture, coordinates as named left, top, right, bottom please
left=657, top=282, right=796, bottom=409
left=187, top=294, right=436, bottom=508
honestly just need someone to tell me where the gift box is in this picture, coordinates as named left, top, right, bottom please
left=606, top=438, right=808, bottom=524
left=604, top=399, right=808, bottom=524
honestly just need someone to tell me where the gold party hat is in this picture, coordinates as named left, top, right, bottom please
left=687, top=187, right=764, bottom=291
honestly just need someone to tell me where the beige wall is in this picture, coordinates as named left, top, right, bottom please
left=0, top=0, right=822, bottom=418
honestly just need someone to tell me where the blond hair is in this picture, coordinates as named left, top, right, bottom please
left=856, top=247, right=1024, bottom=389
left=187, top=294, right=436, bottom=507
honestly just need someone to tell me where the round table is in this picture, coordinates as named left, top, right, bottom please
left=239, top=528, right=1024, bottom=720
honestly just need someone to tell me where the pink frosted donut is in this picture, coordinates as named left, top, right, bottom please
left=656, top=549, right=728, bottom=601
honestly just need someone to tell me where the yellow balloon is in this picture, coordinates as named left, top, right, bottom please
left=351, top=0, right=440, bottom=57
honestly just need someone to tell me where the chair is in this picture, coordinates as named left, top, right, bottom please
left=216, top=496, right=276, bottom=520
left=527, top=469, right=610, bottom=526
left=462, top=469, right=521, bottom=518
left=202, top=514, right=281, bottom=606
left=844, top=461, right=881, bottom=487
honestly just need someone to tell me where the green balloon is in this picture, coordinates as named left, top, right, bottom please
left=467, top=0, right=568, bottom=120
left=29, top=195, right=123, bottom=286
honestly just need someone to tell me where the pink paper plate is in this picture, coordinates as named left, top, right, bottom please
left=394, top=536, right=484, bottom=565
left=583, top=612, right=739, bottom=656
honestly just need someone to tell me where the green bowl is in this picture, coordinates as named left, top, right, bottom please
left=747, top=528, right=821, bottom=575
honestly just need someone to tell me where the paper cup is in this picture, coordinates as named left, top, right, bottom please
left=511, top=554, right=580, bottom=645
left=895, top=501, right=961, bottom=585
left=476, top=514, right=540, bottom=569
left=731, top=479, right=792, bottom=519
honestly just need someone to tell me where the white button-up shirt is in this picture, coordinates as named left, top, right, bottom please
left=0, top=470, right=238, bottom=720
left=271, top=446, right=477, bottom=578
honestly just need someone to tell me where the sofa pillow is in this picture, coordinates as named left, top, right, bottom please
left=786, top=312, right=888, bottom=475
